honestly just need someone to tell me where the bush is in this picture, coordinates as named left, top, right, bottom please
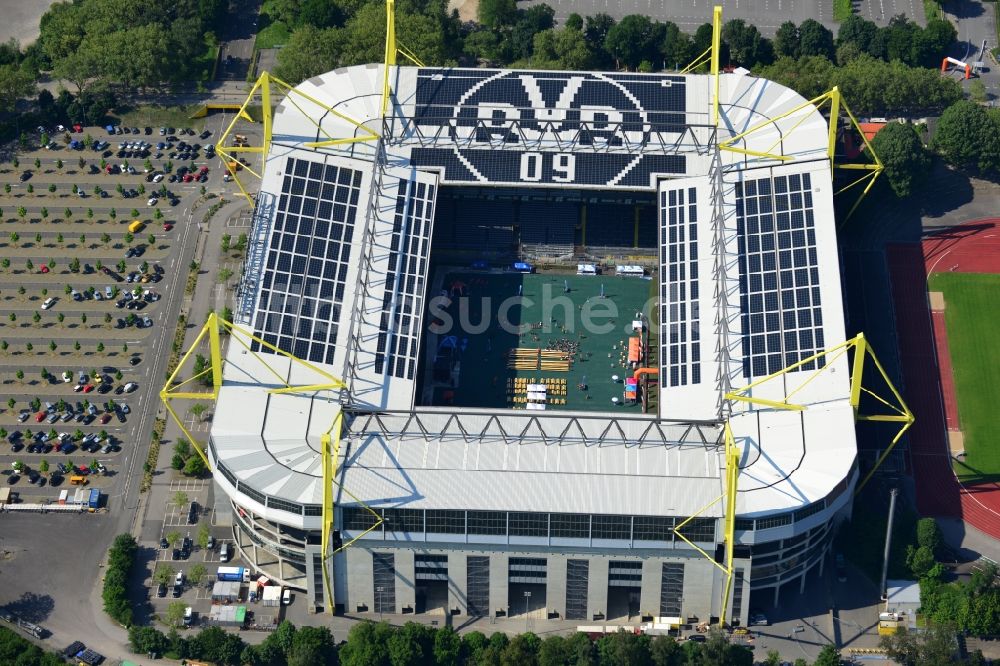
left=102, top=533, right=137, bottom=626
left=834, top=0, right=853, bottom=21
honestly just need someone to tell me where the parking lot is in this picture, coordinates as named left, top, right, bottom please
left=0, top=116, right=238, bottom=505
left=138, top=478, right=288, bottom=631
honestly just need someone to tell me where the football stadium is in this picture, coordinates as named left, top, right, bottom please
left=168, top=6, right=911, bottom=627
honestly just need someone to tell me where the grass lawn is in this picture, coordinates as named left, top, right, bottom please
left=113, top=105, right=205, bottom=130
left=256, top=21, right=291, bottom=49
left=928, top=272, right=1000, bottom=482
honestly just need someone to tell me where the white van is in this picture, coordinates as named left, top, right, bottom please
left=219, top=542, right=230, bottom=562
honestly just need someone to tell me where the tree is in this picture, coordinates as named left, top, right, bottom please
left=870, top=122, right=930, bottom=197
left=184, top=455, right=208, bottom=477
left=501, top=632, right=541, bottom=665
left=217, top=267, right=233, bottom=283
left=49, top=341, right=57, bottom=352
left=129, top=625, right=169, bottom=656
left=597, top=631, right=650, bottom=665
left=339, top=621, right=394, bottom=666
left=917, top=517, right=942, bottom=554
left=165, top=601, right=187, bottom=627
left=433, top=626, right=462, bottom=666
left=197, top=523, right=211, bottom=550
left=288, top=626, right=336, bottom=666
left=798, top=19, right=834, bottom=60
left=188, top=563, right=207, bottom=585
left=165, top=531, right=182, bottom=548
left=881, top=624, right=959, bottom=666
left=604, top=15, right=662, bottom=70
left=39, top=459, right=49, bottom=474
left=814, top=644, right=841, bottom=666
left=479, top=0, right=517, bottom=29
left=933, top=100, right=1000, bottom=173
left=153, top=564, right=176, bottom=585
left=774, top=21, right=800, bottom=58
left=173, top=491, right=188, bottom=507
left=96, top=342, right=104, bottom=353
left=0, top=63, right=36, bottom=112
left=650, top=635, right=681, bottom=666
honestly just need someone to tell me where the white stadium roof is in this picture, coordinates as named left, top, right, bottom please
left=210, top=65, right=855, bottom=522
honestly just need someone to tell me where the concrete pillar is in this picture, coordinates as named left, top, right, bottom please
left=800, top=572, right=807, bottom=594
left=395, top=549, right=416, bottom=613
left=448, top=552, right=467, bottom=615
left=588, top=557, right=609, bottom=620
left=773, top=584, right=780, bottom=607
left=640, top=558, right=661, bottom=619
left=682, top=559, right=714, bottom=623
left=547, top=555, right=567, bottom=619
left=490, top=553, right=509, bottom=616
left=346, top=546, right=374, bottom=613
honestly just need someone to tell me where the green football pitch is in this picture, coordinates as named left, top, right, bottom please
left=424, top=271, right=659, bottom=413
left=928, top=272, right=1000, bottom=481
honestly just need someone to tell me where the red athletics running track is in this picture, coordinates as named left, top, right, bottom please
left=887, top=219, right=1000, bottom=538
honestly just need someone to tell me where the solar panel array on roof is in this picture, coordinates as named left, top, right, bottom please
left=736, top=172, right=824, bottom=378
left=375, top=177, right=436, bottom=380
left=406, top=69, right=689, bottom=189
left=660, top=186, right=701, bottom=387
left=251, top=156, right=362, bottom=364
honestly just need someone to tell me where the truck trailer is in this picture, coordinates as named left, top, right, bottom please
left=216, top=566, right=250, bottom=583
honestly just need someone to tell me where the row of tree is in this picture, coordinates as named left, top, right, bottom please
left=894, top=517, right=1000, bottom=638
left=102, top=533, right=138, bottom=626
left=865, top=99, right=1000, bottom=199
left=129, top=618, right=762, bottom=666
left=269, top=3, right=960, bottom=121
left=0, top=627, right=66, bottom=666
left=34, top=0, right=227, bottom=91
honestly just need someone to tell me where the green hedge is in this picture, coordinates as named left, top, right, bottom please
left=834, top=0, right=854, bottom=20
left=102, top=533, right=137, bottom=626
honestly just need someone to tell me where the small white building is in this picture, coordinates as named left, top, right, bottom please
left=885, top=579, right=921, bottom=629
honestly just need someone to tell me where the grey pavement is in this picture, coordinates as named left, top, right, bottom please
left=0, top=117, right=249, bottom=663
left=0, top=0, right=60, bottom=45
left=855, top=0, right=926, bottom=27
left=943, top=0, right=1000, bottom=102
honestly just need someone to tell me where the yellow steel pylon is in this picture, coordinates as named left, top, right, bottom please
left=216, top=2, right=426, bottom=209
left=675, top=333, right=913, bottom=628
left=215, top=71, right=380, bottom=208
left=159, top=313, right=382, bottom=612
left=682, top=8, right=883, bottom=220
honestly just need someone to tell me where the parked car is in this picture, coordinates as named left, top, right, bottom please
left=41, top=297, right=56, bottom=310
